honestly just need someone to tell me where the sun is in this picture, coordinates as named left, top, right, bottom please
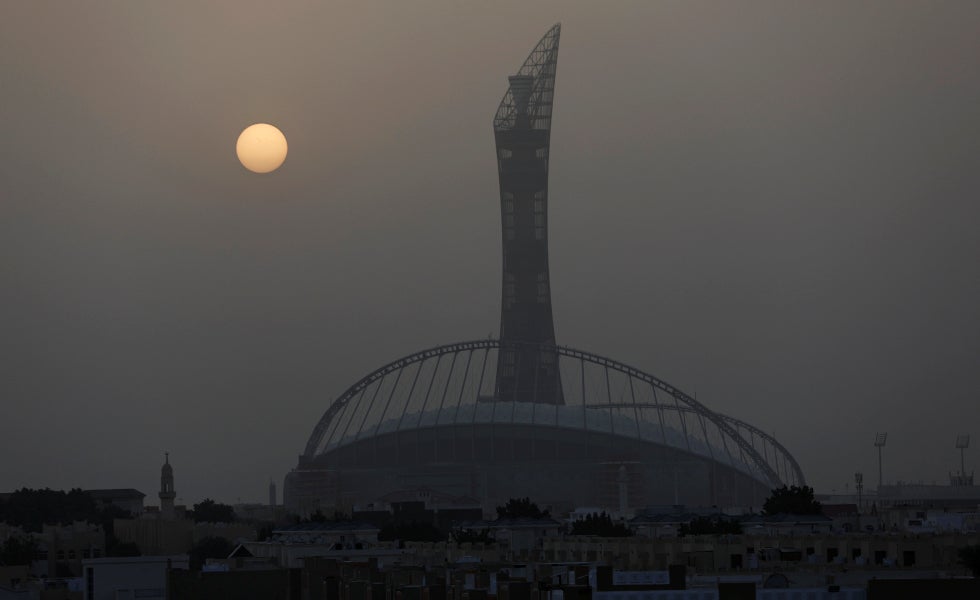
left=236, top=123, right=288, bottom=173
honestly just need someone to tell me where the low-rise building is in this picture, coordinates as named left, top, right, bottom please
left=80, top=555, right=188, bottom=600
left=243, top=522, right=386, bottom=568
left=33, top=522, right=106, bottom=579
left=741, top=513, right=834, bottom=537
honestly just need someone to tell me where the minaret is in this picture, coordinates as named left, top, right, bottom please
left=159, top=452, right=176, bottom=519
left=492, top=23, right=564, bottom=404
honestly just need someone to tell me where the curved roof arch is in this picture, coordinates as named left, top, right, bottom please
left=302, top=340, right=804, bottom=488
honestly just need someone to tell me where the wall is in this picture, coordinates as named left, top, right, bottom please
left=81, top=556, right=188, bottom=600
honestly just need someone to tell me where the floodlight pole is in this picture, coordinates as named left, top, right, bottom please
left=878, top=446, right=883, bottom=489
left=874, top=433, right=887, bottom=491
left=855, top=472, right=864, bottom=513
left=956, top=434, right=970, bottom=479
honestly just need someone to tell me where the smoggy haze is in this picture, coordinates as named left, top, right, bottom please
left=1, top=1, right=978, bottom=504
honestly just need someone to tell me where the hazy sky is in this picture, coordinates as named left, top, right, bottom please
left=2, top=1, right=978, bottom=505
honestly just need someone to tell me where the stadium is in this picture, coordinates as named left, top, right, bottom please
left=284, top=24, right=804, bottom=516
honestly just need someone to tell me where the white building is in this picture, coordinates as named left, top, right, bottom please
left=81, top=555, right=188, bottom=600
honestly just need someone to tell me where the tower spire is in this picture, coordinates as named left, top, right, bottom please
left=159, top=452, right=176, bottom=519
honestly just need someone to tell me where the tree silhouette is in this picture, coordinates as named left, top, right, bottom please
left=191, top=499, right=236, bottom=523
left=496, top=497, right=550, bottom=519
left=762, top=485, right=822, bottom=515
left=451, top=528, right=494, bottom=545
left=678, top=516, right=743, bottom=536
left=0, top=488, right=108, bottom=532
left=570, top=512, right=631, bottom=537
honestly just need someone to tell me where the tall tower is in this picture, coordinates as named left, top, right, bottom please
left=159, top=452, right=176, bottom=519
left=493, top=23, right=564, bottom=404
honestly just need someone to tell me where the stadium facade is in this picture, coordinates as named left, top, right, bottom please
left=284, top=24, right=804, bottom=516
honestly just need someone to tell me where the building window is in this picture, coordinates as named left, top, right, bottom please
left=68, top=550, right=76, bottom=560
left=536, top=273, right=548, bottom=303
left=503, top=275, right=516, bottom=309
left=536, top=148, right=548, bottom=159
left=535, top=228, right=544, bottom=240
left=534, top=214, right=545, bottom=227
left=503, top=200, right=514, bottom=214
left=500, top=350, right=516, bottom=378
left=499, top=149, right=513, bottom=159
left=504, top=214, right=514, bottom=227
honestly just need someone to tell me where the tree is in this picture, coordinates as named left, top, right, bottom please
left=189, top=536, right=234, bottom=571
left=496, top=497, right=550, bottom=520
left=191, top=499, right=237, bottom=523
left=570, top=512, right=631, bottom=537
left=293, top=509, right=351, bottom=525
left=299, top=509, right=344, bottom=523
left=0, top=535, right=38, bottom=565
left=451, top=528, right=494, bottom=546
left=762, top=485, right=822, bottom=516
left=958, top=544, right=980, bottom=577
left=678, top=516, right=743, bottom=537
left=0, top=488, right=104, bottom=532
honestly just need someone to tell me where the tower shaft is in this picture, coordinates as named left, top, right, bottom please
left=492, top=24, right=563, bottom=404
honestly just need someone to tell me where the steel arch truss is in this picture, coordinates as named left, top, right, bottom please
left=302, top=340, right=804, bottom=489
left=493, top=23, right=560, bottom=132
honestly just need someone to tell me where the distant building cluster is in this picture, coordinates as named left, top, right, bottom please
left=0, top=445, right=979, bottom=598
